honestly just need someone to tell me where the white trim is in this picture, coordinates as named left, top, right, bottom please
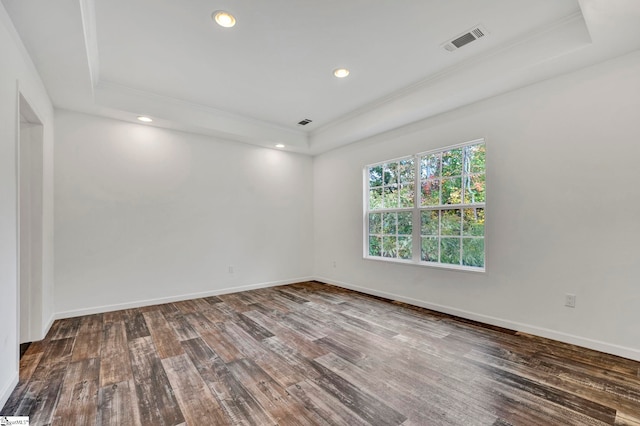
left=54, top=277, right=314, bottom=320
left=315, top=276, right=640, bottom=362
left=364, top=154, right=414, bottom=169
left=415, top=138, right=485, bottom=158
left=40, top=314, right=55, bottom=341
left=362, top=256, right=485, bottom=273
left=14, top=83, right=21, bottom=401
left=0, top=371, right=18, bottom=412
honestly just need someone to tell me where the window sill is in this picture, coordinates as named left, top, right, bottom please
left=363, top=255, right=485, bottom=273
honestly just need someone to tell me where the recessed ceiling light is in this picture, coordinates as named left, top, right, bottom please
left=213, top=10, right=236, bottom=28
left=137, top=116, right=153, bottom=123
left=333, top=68, right=350, bottom=78
left=275, top=144, right=285, bottom=149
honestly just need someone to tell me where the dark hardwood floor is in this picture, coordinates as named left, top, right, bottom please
left=3, top=281, right=640, bottom=425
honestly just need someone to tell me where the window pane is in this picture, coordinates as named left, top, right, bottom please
left=464, top=144, right=485, bottom=175
left=441, top=209, right=461, bottom=236
left=366, top=141, right=484, bottom=269
left=397, top=212, right=412, bottom=235
left=369, top=188, right=383, bottom=210
left=463, top=208, right=484, bottom=236
left=442, top=177, right=462, bottom=204
left=369, top=236, right=382, bottom=256
left=464, top=174, right=485, bottom=204
left=442, top=148, right=463, bottom=177
left=384, top=163, right=398, bottom=185
left=399, top=184, right=414, bottom=208
left=369, top=165, right=383, bottom=187
left=383, top=212, right=396, bottom=234
left=421, top=154, right=440, bottom=180
left=383, top=187, right=398, bottom=208
left=399, top=159, right=415, bottom=183
left=440, top=238, right=460, bottom=265
left=383, top=236, right=397, bottom=258
left=369, top=213, right=382, bottom=234
left=421, top=237, right=438, bottom=262
left=398, top=236, right=412, bottom=259
left=462, top=238, right=484, bottom=267
left=421, top=210, right=439, bottom=235
left=421, top=180, right=440, bottom=206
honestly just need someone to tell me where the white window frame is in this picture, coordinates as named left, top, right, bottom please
left=363, top=139, right=486, bottom=272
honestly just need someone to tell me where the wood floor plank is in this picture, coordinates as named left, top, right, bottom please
left=103, top=310, right=126, bottom=325
left=308, top=358, right=407, bottom=425
left=222, top=322, right=302, bottom=387
left=124, top=311, right=150, bottom=341
left=216, top=293, right=253, bottom=313
left=275, top=288, right=310, bottom=304
left=100, top=322, right=133, bottom=387
left=23, top=340, right=45, bottom=356
left=243, top=309, right=328, bottom=359
left=162, top=354, right=227, bottom=425
left=72, top=329, right=102, bottom=361
left=226, top=358, right=317, bottom=425
left=234, top=313, right=275, bottom=341
left=52, top=358, right=100, bottom=425
left=128, top=336, right=185, bottom=426
left=180, top=337, right=275, bottom=425
left=202, top=295, right=223, bottom=305
left=186, top=319, right=244, bottom=363
left=287, top=379, right=370, bottom=426
left=142, top=310, right=184, bottom=359
left=50, top=317, right=81, bottom=340
left=77, top=313, right=104, bottom=335
left=166, top=314, right=199, bottom=341
left=29, top=361, right=68, bottom=425
left=19, top=352, right=43, bottom=382
left=97, top=380, right=142, bottom=426
left=173, top=298, right=211, bottom=315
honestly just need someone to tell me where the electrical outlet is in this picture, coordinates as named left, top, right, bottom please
left=565, top=294, right=576, bottom=308
left=228, top=265, right=234, bottom=274
left=332, top=260, right=336, bottom=268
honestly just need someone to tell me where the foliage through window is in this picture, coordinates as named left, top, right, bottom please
left=365, top=140, right=485, bottom=270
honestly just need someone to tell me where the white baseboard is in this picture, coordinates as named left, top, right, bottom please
left=40, top=314, right=55, bottom=341
left=54, top=277, right=314, bottom=320
left=316, top=276, right=640, bottom=362
left=0, top=371, right=18, bottom=413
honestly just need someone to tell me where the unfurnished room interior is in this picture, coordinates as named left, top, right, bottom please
left=1, top=1, right=640, bottom=425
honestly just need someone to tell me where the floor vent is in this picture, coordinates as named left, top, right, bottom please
left=297, top=118, right=313, bottom=126
left=442, top=24, right=488, bottom=52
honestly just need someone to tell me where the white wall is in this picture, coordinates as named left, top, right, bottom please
left=0, top=3, right=54, bottom=409
left=313, top=49, right=640, bottom=361
left=54, top=110, right=314, bottom=316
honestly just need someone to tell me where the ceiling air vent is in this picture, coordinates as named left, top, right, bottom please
left=442, top=24, right=488, bottom=52
left=297, top=118, right=313, bottom=126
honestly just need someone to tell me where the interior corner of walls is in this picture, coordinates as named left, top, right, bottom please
left=0, top=371, right=19, bottom=412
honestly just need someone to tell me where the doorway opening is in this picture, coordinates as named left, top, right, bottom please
left=18, top=93, right=44, bottom=354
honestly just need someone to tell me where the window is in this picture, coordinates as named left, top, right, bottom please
left=364, top=140, right=485, bottom=271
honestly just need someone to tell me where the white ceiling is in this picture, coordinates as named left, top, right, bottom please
left=3, top=0, right=640, bottom=154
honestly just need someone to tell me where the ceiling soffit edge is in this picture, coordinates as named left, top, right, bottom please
left=310, top=10, right=588, bottom=139
left=94, top=80, right=309, bottom=150
left=79, top=0, right=100, bottom=89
